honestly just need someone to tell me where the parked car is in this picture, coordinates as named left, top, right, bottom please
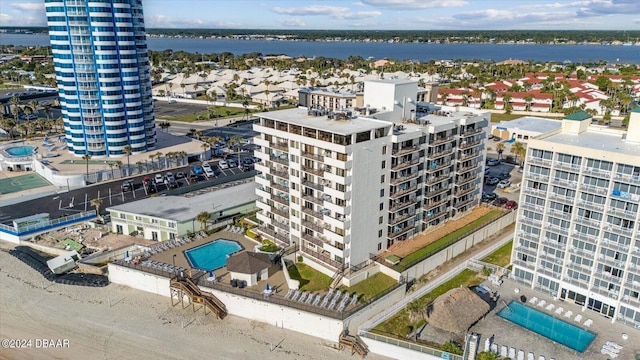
left=482, top=192, right=497, bottom=201
left=192, top=165, right=204, bottom=175
left=485, top=177, right=500, bottom=185
left=488, top=135, right=495, bottom=140
left=175, top=171, right=187, bottom=179
left=492, top=137, right=501, bottom=142
left=218, top=160, right=229, bottom=170
left=518, top=165, right=524, bottom=173
left=251, top=156, right=261, bottom=163
left=505, top=200, right=518, bottom=210
left=493, top=197, right=508, bottom=207
left=154, top=173, right=164, bottom=185
left=121, top=180, right=134, bottom=192
left=486, top=158, right=500, bottom=166
left=165, top=172, right=175, bottom=183
left=497, top=172, right=511, bottom=180
left=497, top=179, right=512, bottom=189
left=243, top=158, right=253, bottom=166
left=188, top=172, right=201, bottom=182
left=228, top=159, right=238, bottom=168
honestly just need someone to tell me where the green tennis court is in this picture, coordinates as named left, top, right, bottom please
left=0, top=173, right=52, bottom=194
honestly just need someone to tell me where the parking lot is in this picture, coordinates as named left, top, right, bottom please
left=482, top=155, right=523, bottom=208
left=153, top=100, right=209, bottom=119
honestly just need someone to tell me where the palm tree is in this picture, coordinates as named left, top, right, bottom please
left=82, top=153, right=92, bottom=181
left=108, top=162, right=115, bottom=178
left=90, top=197, right=103, bottom=218
left=9, top=96, right=21, bottom=124
left=155, top=151, right=164, bottom=168
left=496, top=142, right=505, bottom=161
left=227, top=136, right=243, bottom=164
left=510, top=141, right=525, bottom=164
left=502, top=94, right=513, bottom=114
left=28, top=100, right=40, bottom=119
left=135, top=161, right=143, bottom=173
left=123, top=145, right=132, bottom=175
left=196, top=211, right=211, bottom=231
left=201, top=141, right=211, bottom=159
left=115, top=160, right=123, bottom=177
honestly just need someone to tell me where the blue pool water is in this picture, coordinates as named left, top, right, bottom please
left=5, top=146, right=35, bottom=156
left=184, top=239, right=242, bottom=271
left=498, top=301, right=595, bottom=352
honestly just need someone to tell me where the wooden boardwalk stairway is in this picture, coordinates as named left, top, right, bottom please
left=170, top=277, right=227, bottom=319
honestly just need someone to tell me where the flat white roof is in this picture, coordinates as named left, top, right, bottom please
left=494, top=116, right=562, bottom=134
left=544, top=129, right=640, bottom=156
left=258, top=108, right=391, bottom=135
left=107, top=182, right=258, bottom=223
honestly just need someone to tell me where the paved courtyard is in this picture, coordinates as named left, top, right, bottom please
left=470, top=278, right=640, bottom=360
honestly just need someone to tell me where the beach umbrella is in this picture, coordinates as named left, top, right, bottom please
left=125, top=250, right=129, bottom=258
left=209, top=270, right=213, bottom=278
left=266, top=283, right=270, bottom=291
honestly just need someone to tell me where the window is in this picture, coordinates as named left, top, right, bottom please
left=378, top=242, right=382, bottom=251
left=151, top=219, right=158, bottom=224
left=382, top=160, right=386, bottom=169
left=378, top=229, right=383, bottom=237
left=380, top=189, right=385, bottom=197
left=119, top=213, right=125, bottom=219
left=382, top=145, right=387, bottom=155
left=381, top=174, right=385, bottom=183
left=379, top=216, right=383, bottom=224
left=135, top=216, right=142, bottom=221
left=379, top=203, right=384, bottom=211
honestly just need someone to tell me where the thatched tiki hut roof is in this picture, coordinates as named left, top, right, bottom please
left=425, top=287, right=490, bottom=334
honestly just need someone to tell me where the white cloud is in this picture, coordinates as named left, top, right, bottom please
left=577, top=0, right=640, bottom=16
left=276, top=18, right=306, bottom=27
left=144, top=14, right=241, bottom=29
left=352, top=1, right=365, bottom=6
left=272, top=5, right=349, bottom=16
left=339, top=11, right=382, bottom=19
left=11, top=2, right=45, bottom=11
left=360, top=0, right=467, bottom=10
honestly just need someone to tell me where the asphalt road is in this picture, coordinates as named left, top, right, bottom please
left=0, top=159, right=257, bottom=225
left=482, top=155, right=523, bottom=203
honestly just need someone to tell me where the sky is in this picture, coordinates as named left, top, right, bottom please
left=1, top=0, right=639, bottom=30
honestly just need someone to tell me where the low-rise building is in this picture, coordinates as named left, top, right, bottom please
left=107, top=182, right=258, bottom=241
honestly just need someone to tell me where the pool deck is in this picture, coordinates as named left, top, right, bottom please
left=469, top=277, right=640, bottom=360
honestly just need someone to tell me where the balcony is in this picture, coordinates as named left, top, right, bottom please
left=579, top=183, right=608, bottom=196
left=608, top=207, right=637, bottom=220
left=572, top=215, right=601, bottom=227
left=549, top=193, right=574, bottom=204
left=459, top=140, right=482, bottom=150
left=271, top=207, right=289, bottom=218
left=271, top=219, right=289, bottom=231
left=390, top=212, right=414, bottom=225
left=582, top=167, right=612, bottom=179
left=600, top=239, right=630, bottom=253
left=519, top=216, right=542, bottom=227
left=427, top=147, right=454, bottom=159
left=302, top=194, right=323, bottom=205
left=302, top=207, right=324, bottom=220
left=456, top=162, right=479, bottom=175
left=604, top=225, right=634, bottom=237
left=423, top=211, right=447, bottom=222
left=271, top=182, right=288, bottom=192
left=460, top=127, right=483, bottom=137
left=456, top=175, right=477, bottom=186
left=301, top=246, right=342, bottom=270
left=454, top=186, right=476, bottom=198
left=270, top=142, right=288, bottom=151
left=270, top=168, right=289, bottom=179
left=302, top=233, right=326, bottom=247
left=546, top=208, right=571, bottom=220
left=527, top=157, right=552, bottom=167
left=301, top=151, right=323, bottom=161
left=271, top=156, right=289, bottom=166
left=514, top=245, right=537, bottom=257
left=390, top=199, right=417, bottom=212
left=392, top=145, right=420, bottom=157
left=392, top=159, right=420, bottom=171
left=426, top=174, right=450, bottom=185
left=302, top=180, right=324, bottom=192
left=512, top=258, right=535, bottom=270
left=390, top=185, right=418, bottom=199
left=614, top=172, right=640, bottom=186
left=389, top=225, right=413, bottom=238
left=390, top=172, right=420, bottom=185
left=453, top=197, right=475, bottom=209
left=428, top=136, right=456, bottom=146
left=425, top=161, right=452, bottom=173
left=255, top=227, right=289, bottom=246
left=526, top=172, right=549, bottom=182
left=302, top=219, right=327, bottom=233
left=272, top=194, right=289, bottom=205
left=576, top=200, right=605, bottom=211
left=554, top=178, right=578, bottom=189
left=423, top=198, right=449, bottom=211
left=555, top=161, right=581, bottom=172
left=302, top=165, right=324, bottom=177
left=563, top=276, right=590, bottom=289
left=425, top=184, right=451, bottom=197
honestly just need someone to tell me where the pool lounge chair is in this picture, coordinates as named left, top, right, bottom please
left=564, top=310, right=573, bottom=318
left=584, top=319, right=593, bottom=327
left=528, top=352, right=535, bottom=360
left=284, top=289, right=293, bottom=300
left=539, top=356, right=545, bottom=360
left=555, top=306, right=564, bottom=315
left=574, top=314, right=583, bottom=323
left=501, top=346, right=508, bottom=358
left=529, top=296, right=538, bottom=304
left=484, top=339, right=491, bottom=352
left=537, top=300, right=546, bottom=308
left=517, top=350, right=525, bottom=360
left=509, top=347, right=516, bottom=359
left=545, top=303, right=554, bottom=311
left=490, top=343, right=498, bottom=355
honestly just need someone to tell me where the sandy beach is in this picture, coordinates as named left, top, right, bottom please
left=0, top=247, right=389, bottom=360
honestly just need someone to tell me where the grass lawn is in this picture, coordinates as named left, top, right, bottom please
left=287, top=263, right=332, bottom=292
left=481, top=240, right=513, bottom=267
left=372, top=269, right=483, bottom=338
left=338, top=272, right=398, bottom=303
left=158, top=105, right=250, bottom=122
left=395, top=210, right=504, bottom=271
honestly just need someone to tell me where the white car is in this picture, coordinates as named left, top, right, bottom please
left=486, top=159, right=500, bottom=166
left=497, top=179, right=512, bottom=189
left=154, top=174, right=164, bottom=185
left=202, top=162, right=215, bottom=177
left=218, top=160, right=229, bottom=170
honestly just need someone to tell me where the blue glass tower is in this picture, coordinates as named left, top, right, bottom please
left=45, top=0, right=156, bottom=157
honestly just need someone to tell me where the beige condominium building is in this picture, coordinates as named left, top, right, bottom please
left=252, top=79, right=489, bottom=276
left=512, top=108, right=640, bottom=329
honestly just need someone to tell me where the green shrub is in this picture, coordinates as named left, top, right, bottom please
left=259, top=240, right=278, bottom=252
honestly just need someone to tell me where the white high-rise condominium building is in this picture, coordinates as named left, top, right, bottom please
left=512, top=108, right=640, bottom=329
left=253, top=79, right=488, bottom=274
left=45, top=0, right=156, bottom=157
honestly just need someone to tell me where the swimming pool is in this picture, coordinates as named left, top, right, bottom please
left=498, top=301, right=595, bottom=352
left=5, top=146, right=35, bottom=157
left=184, top=239, right=242, bottom=271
